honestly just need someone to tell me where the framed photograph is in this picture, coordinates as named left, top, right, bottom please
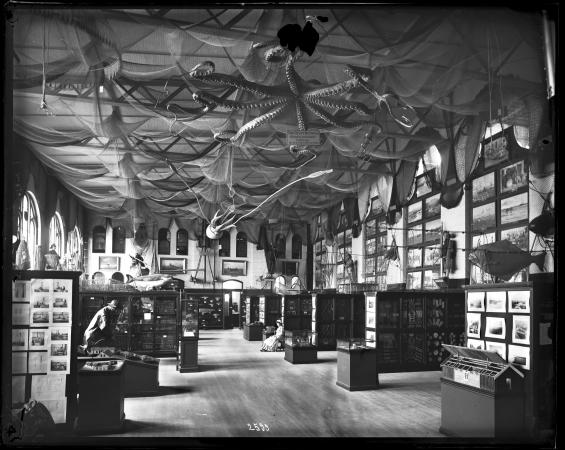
left=500, top=193, right=529, bottom=225
left=406, top=272, right=422, bottom=290
left=425, top=194, right=441, bottom=218
left=425, top=219, right=442, bottom=243
left=13, top=304, right=30, bottom=326
left=365, top=238, right=376, bottom=255
left=52, top=297, right=69, bottom=308
left=407, top=248, right=422, bottom=268
left=29, top=329, right=48, bottom=349
left=31, top=279, right=52, bottom=293
left=52, top=311, right=70, bottom=324
left=508, top=290, right=531, bottom=313
left=500, top=226, right=529, bottom=251
left=466, top=313, right=482, bottom=338
left=12, top=280, right=30, bottom=302
left=12, top=329, right=29, bottom=350
left=416, top=175, right=432, bottom=197
left=365, top=330, right=376, bottom=347
left=483, top=133, right=509, bottom=168
left=32, top=295, right=50, bottom=309
left=467, top=291, right=485, bottom=312
left=486, top=341, right=507, bottom=360
left=99, top=256, right=120, bottom=271
left=50, top=327, right=70, bottom=342
left=512, top=315, right=530, bottom=345
left=407, top=201, right=422, bottom=223
left=500, top=160, right=527, bottom=194
left=49, top=358, right=69, bottom=373
left=28, top=352, right=48, bottom=373
left=473, top=202, right=496, bottom=231
left=159, top=257, right=187, bottom=274
left=423, top=270, right=438, bottom=289
left=53, top=280, right=72, bottom=293
left=50, top=343, right=68, bottom=357
left=222, top=259, right=247, bottom=277
left=31, top=310, right=50, bottom=326
left=407, top=225, right=423, bottom=246
left=466, top=338, right=484, bottom=350
left=508, top=344, right=530, bottom=370
left=366, top=294, right=376, bottom=313
left=486, top=291, right=506, bottom=313
left=485, top=316, right=506, bottom=339
left=472, top=172, right=496, bottom=203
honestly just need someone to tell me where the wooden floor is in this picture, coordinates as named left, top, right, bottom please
left=90, top=328, right=446, bottom=439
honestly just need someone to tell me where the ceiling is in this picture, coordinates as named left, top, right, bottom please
left=10, top=6, right=549, bottom=230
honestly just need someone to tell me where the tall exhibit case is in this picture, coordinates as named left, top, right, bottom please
left=177, top=296, right=199, bottom=372
left=243, top=294, right=262, bottom=341
left=282, top=294, right=312, bottom=331
left=364, top=290, right=466, bottom=372
left=312, top=293, right=365, bottom=350
left=79, top=290, right=180, bottom=356
left=9, top=270, right=82, bottom=433
left=462, top=273, right=555, bottom=439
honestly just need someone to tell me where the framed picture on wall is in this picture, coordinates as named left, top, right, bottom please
left=282, top=261, right=298, bottom=276
left=99, top=256, right=120, bottom=271
left=159, top=257, right=187, bottom=274
left=221, top=260, right=247, bottom=277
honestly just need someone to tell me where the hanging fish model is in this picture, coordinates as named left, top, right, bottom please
left=127, top=273, right=173, bottom=291
left=528, top=208, right=555, bottom=237
left=468, top=240, right=546, bottom=281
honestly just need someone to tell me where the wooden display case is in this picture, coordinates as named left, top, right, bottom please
left=365, top=289, right=465, bottom=373
left=282, top=294, right=312, bottom=332
left=336, top=338, right=379, bottom=391
left=440, top=345, right=525, bottom=438
left=177, top=296, right=199, bottom=372
left=463, top=273, right=555, bottom=439
left=9, top=270, right=81, bottom=431
left=284, top=330, right=317, bottom=364
left=260, top=294, right=282, bottom=327
left=312, top=293, right=365, bottom=350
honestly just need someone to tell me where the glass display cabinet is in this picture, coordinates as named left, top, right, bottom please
left=336, top=338, right=379, bottom=391
left=284, top=330, right=318, bottom=364
left=177, top=297, right=199, bottom=372
left=243, top=295, right=263, bottom=341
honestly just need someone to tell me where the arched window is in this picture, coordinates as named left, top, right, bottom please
left=219, top=231, right=231, bottom=257
left=236, top=232, right=247, bottom=258
left=17, top=191, right=41, bottom=269
left=68, top=226, right=83, bottom=271
left=48, top=212, right=65, bottom=257
left=274, top=234, right=286, bottom=259
left=176, top=229, right=188, bottom=255
left=158, top=228, right=171, bottom=254
left=112, top=226, right=126, bottom=253
left=291, top=234, right=302, bottom=259
left=92, top=225, right=106, bottom=253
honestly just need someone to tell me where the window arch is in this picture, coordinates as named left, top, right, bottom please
left=236, top=232, right=247, bottom=258
left=219, top=231, right=231, bottom=257
left=48, top=212, right=65, bottom=257
left=92, top=225, right=106, bottom=253
left=158, top=228, right=171, bottom=254
left=176, top=229, right=188, bottom=255
left=17, top=191, right=41, bottom=269
left=68, top=226, right=83, bottom=271
left=291, top=234, right=302, bottom=259
left=274, top=234, right=286, bottom=259
left=112, top=226, right=126, bottom=254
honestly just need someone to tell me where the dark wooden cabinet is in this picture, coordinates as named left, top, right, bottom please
left=312, top=293, right=365, bottom=350
left=177, top=296, right=199, bottom=372
left=79, top=290, right=180, bottom=356
left=365, top=290, right=465, bottom=372
left=282, top=294, right=312, bottom=332
left=261, top=294, right=282, bottom=327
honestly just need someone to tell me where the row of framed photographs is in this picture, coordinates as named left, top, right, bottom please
left=472, top=160, right=527, bottom=204
left=472, top=192, right=529, bottom=231
left=467, top=340, right=530, bottom=370
left=407, top=193, right=441, bottom=224
left=467, top=290, right=530, bottom=313
left=467, top=313, right=530, bottom=345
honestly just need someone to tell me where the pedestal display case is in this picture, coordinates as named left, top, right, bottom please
left=440, top=345, right=525, bottom=438
left=75, top=359, right=125, bottom=433
left=336, top=338, right=379, bottom=391
left=177, top=297, right=199, bottom=372
left=312, top=293, right=365, bottom=350
left=463, top=273, right=555, bottom=439
left=9, top=271, right=81, bottom=431
left=365, top=290, right=465, bottom=372
left=284, top=330, right=318, bottom=364
left=243, top=295, right=263, bottom=340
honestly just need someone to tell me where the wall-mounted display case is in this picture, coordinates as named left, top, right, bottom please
left=9, top=271, right=82, bottom=432
left=177, top=297, right=199, bottom=372
left=365, top=290, right=465, bottom=373
left=463, top=273, right=554, bottom=439
left=312, top=293, right=365, bottom=350
left=336, top=338, right=379, bottom=391
left=284, top=330, right=317, bottom=364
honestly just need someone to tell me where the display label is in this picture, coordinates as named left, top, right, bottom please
left=286, top=130, right=321, bottom=146
left=453, top=369, right=481, bottom=388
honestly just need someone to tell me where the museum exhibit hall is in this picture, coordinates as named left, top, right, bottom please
left=2, top=4, right=557, bottom=447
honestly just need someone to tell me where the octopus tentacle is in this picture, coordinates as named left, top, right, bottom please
left=193, top=92, right=287, bottom=110
left=230, top=103, right=290, bottom=142
left=303, top=79, right=359, bottom=98
left=306, top=97, right=372, bottom=115
left=303, top=102, right=382, bottom=132
left=285, top=54, right=300, bottom=96
left=296, top=101, right=307, bottom=131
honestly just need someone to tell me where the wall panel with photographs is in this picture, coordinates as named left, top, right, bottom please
left=470, top=126, right=530, bottom=284
left=404, top=171, right=442, bottom=289
left=464, top=275, right=555, bottom=436
left=9, top=271, right=81, bottom=429
left=364, top=197, right=388, bottom=290
left=365, top=289, right=465, bottom=373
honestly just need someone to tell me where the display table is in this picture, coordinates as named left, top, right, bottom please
left=75, top=360, right=125, bottom=433
left=243, top=323, right=263, bottom=341
left=439, top=345, right=525, bottom=438
left=284, top=330, right=318, bottom=364
left=336, top=339, right=379, bottom=391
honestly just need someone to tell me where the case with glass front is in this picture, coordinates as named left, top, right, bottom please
left=284, top=330, right=318, bottom=364
left=177, top=297, right=199, bottom=372
left=336, top=338, right=379, bottom=391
